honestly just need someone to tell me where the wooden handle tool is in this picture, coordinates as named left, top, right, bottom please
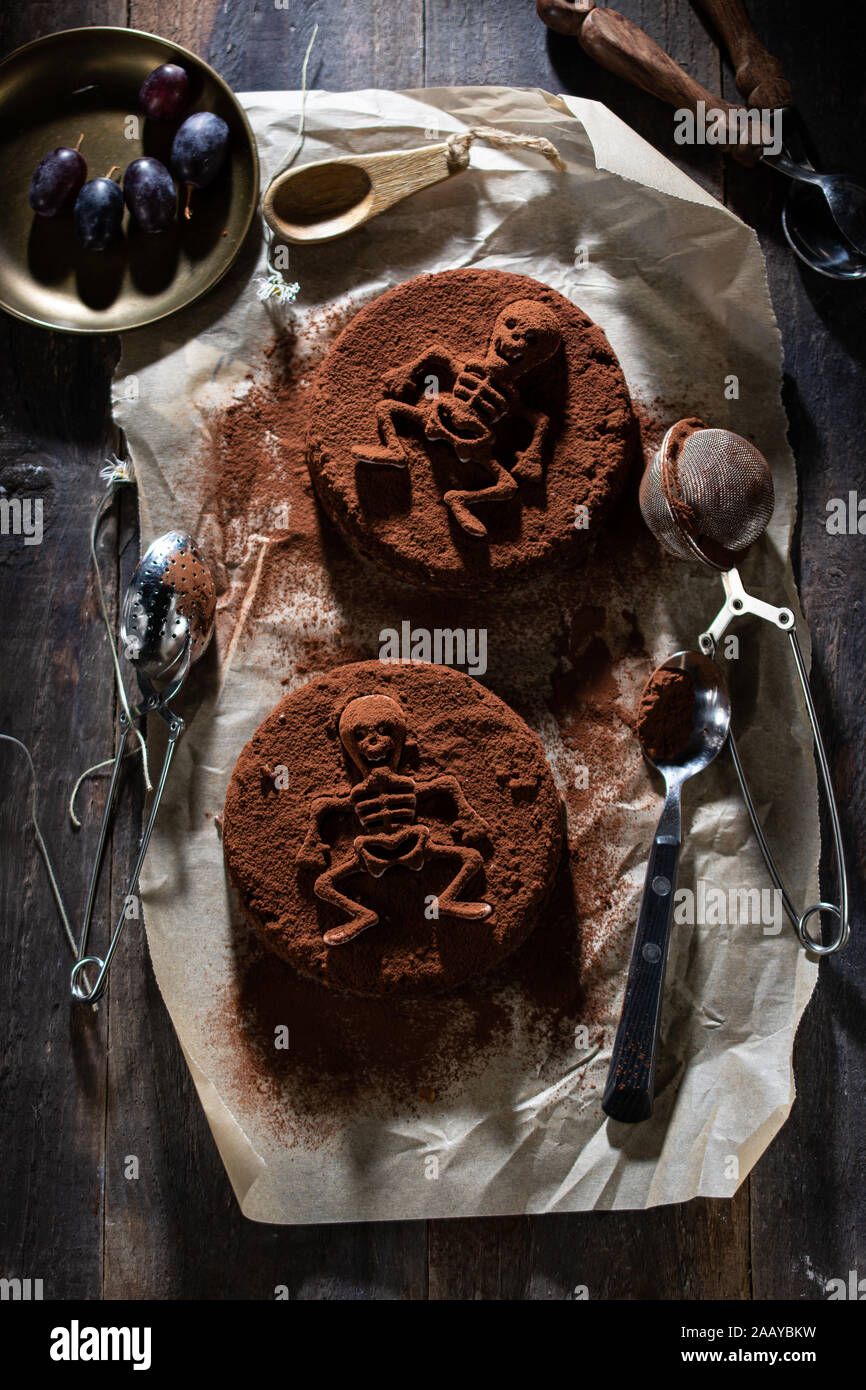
left=691, top=0, right=794, bottom=108
left=536, top=0, right=763, bottom=165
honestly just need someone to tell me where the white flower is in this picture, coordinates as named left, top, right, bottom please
left=101, top=454, right=135, bottom=486
left=254, top=271, right=300, bottom=305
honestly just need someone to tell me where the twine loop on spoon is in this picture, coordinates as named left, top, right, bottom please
left=445, top=125, right=567, bottom=173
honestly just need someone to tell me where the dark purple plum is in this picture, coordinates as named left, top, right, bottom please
left=123, top=157, right=176, bottom=232
left=139, top=63, right=191, bottom=122
left=29, top=145, right=87, bottom=216
left=74, top=176, right=124, bottom=250
left=170, top=111, right=229, bottom=216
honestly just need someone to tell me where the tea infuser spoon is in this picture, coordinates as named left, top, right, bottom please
left=781, top=182, right=866, bottom=282
left=71, top=531, right=216, bottom=1005
left=640, top=420, right=849, bottom=956
left=602, top=650, right=731, bottom=1124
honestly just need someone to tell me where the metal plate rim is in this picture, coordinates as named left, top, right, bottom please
left=0, top=25, right=261, bottom=334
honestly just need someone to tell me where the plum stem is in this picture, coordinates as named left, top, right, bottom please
left=184, top=184, right=194, bottom=220
left=106, top=165, right=121, bottom=182
left=75, top=133, right=84, bottom=152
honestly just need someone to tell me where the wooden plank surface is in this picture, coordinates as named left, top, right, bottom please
left=0, top=0, right=862, bottom=1301
left=0, top=318, right=120, bottom=1299
left=718, top=1, right=866, bottom=1301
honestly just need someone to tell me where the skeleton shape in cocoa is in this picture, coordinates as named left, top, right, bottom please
left=351, top=299, right=562, bottom=536
left=296, top=693, right=493, bottom=946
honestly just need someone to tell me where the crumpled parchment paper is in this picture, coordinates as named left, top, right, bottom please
left=114, top=86, right=820, bottom=1221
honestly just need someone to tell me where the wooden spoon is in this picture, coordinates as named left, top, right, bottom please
left=263, top=142, right=463, bottom=245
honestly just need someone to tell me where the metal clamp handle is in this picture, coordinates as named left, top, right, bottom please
left=699, top=568, right=795, bottom=651
left=72, top=643, right=191, bottom=1005
left=699, top=570, right=849, bottom=956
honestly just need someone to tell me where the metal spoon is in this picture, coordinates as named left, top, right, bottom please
left=537, top=1, right=866, bottom=280
left=781, top=178, right=866, bottom=280
left=767, top=157, right=866, bottom=261
left=688, top=0, right=866, bottom=279
left=71, top=532, right=216, bottom=1005
left=602, top=651, right=731, bottom=1124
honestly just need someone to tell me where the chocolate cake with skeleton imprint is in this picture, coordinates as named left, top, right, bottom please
left=305, top=267, right=637, bottom=591
left=222, top=661, right=563, bottom=998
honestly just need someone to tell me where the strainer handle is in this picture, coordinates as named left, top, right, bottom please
left=72, top=640, right=193, bottom=1005
left=72, top=708, right=185, bottom=1004
left=703, top=618, right=849, bottom=956
left=699, top=567, right=795, bottom=651
left=74, top=717, right=133, bottom=992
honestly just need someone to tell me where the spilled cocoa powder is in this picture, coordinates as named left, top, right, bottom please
left=217, top=852, right=605, bottom=1147
left=162, top=545, right=216, bottom=639
left=661, top=415, right=750, bottom=571
left=192, top=308, right=688, bottom=1151
left=637, top=666, right=696, bottom=764
left=662, top=415, right=704, bottom=541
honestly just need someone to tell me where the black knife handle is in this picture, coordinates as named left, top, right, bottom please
left=602, top=834, right=680, bottom=1124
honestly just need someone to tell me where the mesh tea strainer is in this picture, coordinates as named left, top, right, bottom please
left=71, top=532, right=216, bottom=1005
left=640, top=418, right=775, bottom=567
left=640, top=419, right=848, bottom=955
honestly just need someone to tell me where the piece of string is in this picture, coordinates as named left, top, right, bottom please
left=0, top=734, right=77, bottom=958
left=69, top=758, right=115, bottom=828
left=255, top=22, right=319, bottom=306
left=68, top=749, right=140, bottom=830
left=445, top=125, right=568, bottom=173
left=1, top=734, right=99, bottom=1009
left=78, top=457, right=153, bottom=816
left=271, top=22, right=320, bottom=182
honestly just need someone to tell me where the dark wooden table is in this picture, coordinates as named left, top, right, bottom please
left=1, top=0, right=863, bottom=1301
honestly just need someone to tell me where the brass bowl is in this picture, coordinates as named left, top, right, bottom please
left=0, top=26, right=260, bottom=333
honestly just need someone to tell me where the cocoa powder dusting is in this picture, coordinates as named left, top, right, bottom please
left=214, top=855, right=603, bottom=1148
left=637, top=666, right=696, bottom=763
left=222, top=661, right=564, bottom=998
left=193, top=297, right=691, bottom=1151
left=162, top=548, right=216, bottom=631
left=307, top=269, right=638, bottom=591
left=663, top=415, right=705, bottom=540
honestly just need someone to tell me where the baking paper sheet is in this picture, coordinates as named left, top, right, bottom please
left=114, top=86, right=820, bottom=1221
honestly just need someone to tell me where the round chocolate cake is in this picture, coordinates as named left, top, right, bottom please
left=306, top=267, right=637, bottom=591
left=222, top=660, right=563, bottom=998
